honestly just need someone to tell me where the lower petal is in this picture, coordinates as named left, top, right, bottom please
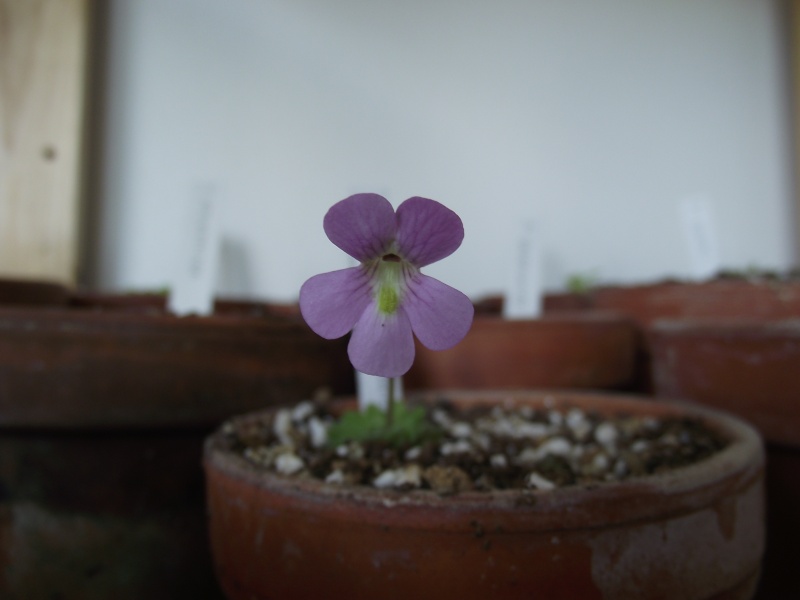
left=348, top=305, right=415, bottom=378
left=299, top=267, right=372, bottom=339
left=403, top=274, right=474, bottom=350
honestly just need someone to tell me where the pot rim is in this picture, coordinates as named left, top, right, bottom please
left=0, top=304, right=310, bottom=336
left=464, top=311, right=636, bottom=326
left=650, top=317, right=800, bottom=335
left=203, top=389, right=764, bottom=533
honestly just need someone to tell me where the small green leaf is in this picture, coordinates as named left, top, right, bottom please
left=566, top=273, right=595, bottom=294
left=327, top=403, right=441, bottom=448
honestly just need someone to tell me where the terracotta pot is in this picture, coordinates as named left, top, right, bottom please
left=649, top=319, right=800, bottom=447
left=0, top=300, right=352, bottom=428
left=204, top=391, right=764, bottom=600
left=544, top=280, right=800, bottom=395
left=649, top=319, right=800, bottom=599
left=405, top=313, right=637, bottom=392
left=544, top=280, right=800, bottom=324
left=67, top=291, right=303, bottom=320
left=0, top=277, right=69, bottom=306
left=0, top=296, right=353, bottom=599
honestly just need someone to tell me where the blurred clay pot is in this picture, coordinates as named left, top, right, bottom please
left=544, top=279, right=800, bottom=324
left=0, top=297, right=352, bottom=428
left=0, top=295, right=353, bottom=599
left=405, top=312, right=637, bottom=392
left=204, top=391, right=764, bottom=600
left=545, top=280, right=800, bottom=395
left=650, top=319, right=800, bottom=446
left=649, top=319, right=800, bottom=599
left=0, top=277, right=69, bottom=306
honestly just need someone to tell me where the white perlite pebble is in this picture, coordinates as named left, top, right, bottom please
left=275, top=452, right=304, bottom=475
left=404, top=446, right=422, bottom=461
left=481, top=418, right=548, bottom=440
left=515, top=422, right=550, bottom=440
left=565, top=408, right=586, bottom=429
left=537, top=436, right=572, bottom=457
left=335, top=442, right=365, bottom=460
left=451, top=422, right=473, bottom=438
left=372, top=465, right=422, bottom=489
left=526, top=472, right=556, bottom=490
left=273, top=409, right=293, bottom=445
left=516, top=436, right=572, bottom=466
left=440, top=440, right=472, bottom=455
left=308, top=417, right=328, bottom=449
left=515, top=447, right=540, bottom=466
left=592, top=452, right=610, bottom=471
left=594, top=422, right=618, bottom=446
left=566, top=409, right=592, bottom=441
left=490, top=454, right=508, bottom=469
left=291, top=401, right=314, bottom=423
left=325, top=470, right=345, bottom=484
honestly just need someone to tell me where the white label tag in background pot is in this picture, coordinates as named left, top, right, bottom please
left=680, top=195, right=720, bottom=280
left=503, top=219, right=542, bottom=320
left=168, top=183, right=221, bottom=316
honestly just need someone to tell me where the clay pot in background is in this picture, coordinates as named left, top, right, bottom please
left=544, top=279, right=800, bottom=324
left=204, top=391, right=764, bottom=600
left=405, top=313, right=637, bottom=392
left=649, top=319, right=800, bottom=600
left=0, top=277, right=70, bottom=306
left=543, top=280, right=800, bottom=394
left=0, top=296, right=353, bottom=599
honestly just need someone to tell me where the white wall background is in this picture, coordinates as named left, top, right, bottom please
left=91, top=0, right=796, bottom=303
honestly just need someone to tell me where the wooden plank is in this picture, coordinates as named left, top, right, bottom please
left=0, top=0, right=92, bottom=284
left=792, top=0, right=800, bottom=262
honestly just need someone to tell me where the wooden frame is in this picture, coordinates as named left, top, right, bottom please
left=792, top=0, right=800, bottom=261
left=0, top=0, right=93, bottom=284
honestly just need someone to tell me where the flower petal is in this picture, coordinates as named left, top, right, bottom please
left=323, top=194, right=397, bottom=262
left=395, top=197, right=464, bottom=267
left=348, top=305, right=415, bottom=377
left=403, top=274, right=474, bottom=350
left=299, top=267, right=372, bottom=339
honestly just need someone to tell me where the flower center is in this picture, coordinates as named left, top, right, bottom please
left=377, top=283, right=400, bottom=314
left=373, top=254, right=407, bottom=316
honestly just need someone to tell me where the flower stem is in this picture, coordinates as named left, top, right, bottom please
left=386, top=377, right=396, bottom=429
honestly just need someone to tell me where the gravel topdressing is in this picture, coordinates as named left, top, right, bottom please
left=222, top=397, right=729, bottom=495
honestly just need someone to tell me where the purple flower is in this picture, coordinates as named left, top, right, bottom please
left=299, top=193, right=474, bottom=378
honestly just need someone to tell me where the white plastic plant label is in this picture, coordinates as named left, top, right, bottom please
left=680, top=196, right=720, bottom=280
left=356, top=372, right=403, bottom=411
left=503, top=219, right=542, bottom=319
left=168, top=183, right=221, bottom=316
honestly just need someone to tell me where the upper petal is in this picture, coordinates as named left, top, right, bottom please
left=395, top=197, right=464, bottom=267
left=323, top=194, right=397, bottom=262
left=299, top=267, right=372, bottom=339
left=403, top=274, right=474, bottom=351
left=348, top=305, right=415, bottom=378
